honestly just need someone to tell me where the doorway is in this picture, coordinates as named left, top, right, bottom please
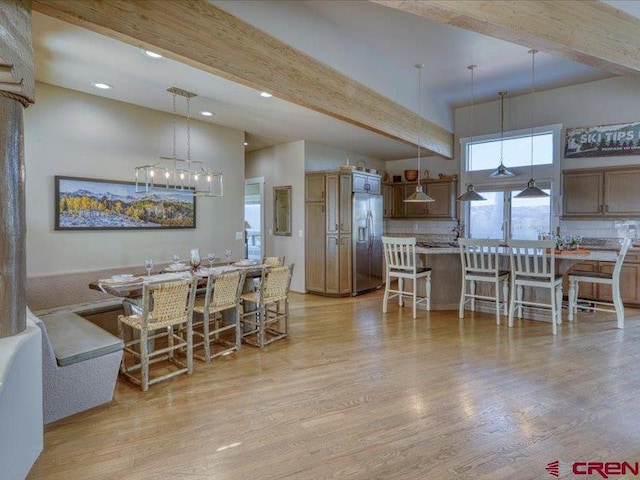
left=244, top=177, right=264, bottom=261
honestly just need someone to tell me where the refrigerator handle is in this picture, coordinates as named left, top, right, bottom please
left=367, top=210, right=373, bottom=250
left=369, top=210, right=375, bottom=250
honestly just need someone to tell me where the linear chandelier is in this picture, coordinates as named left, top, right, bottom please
left=135, top=87, right=223, bottom=197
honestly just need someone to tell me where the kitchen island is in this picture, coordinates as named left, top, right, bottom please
left=413, top=244, right=618, bottom=316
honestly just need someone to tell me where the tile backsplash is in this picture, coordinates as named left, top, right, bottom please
left=559, top=220, right=639, bottom=239
left=385, top=219, right=458, bottom=238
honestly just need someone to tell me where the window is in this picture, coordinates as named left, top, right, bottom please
left=460, top=124, right=561, bottom=240
left=469, top=188, right=551, bottom=240
left=468, top=133, right=554, bottom=171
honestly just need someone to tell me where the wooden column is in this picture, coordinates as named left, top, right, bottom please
left=0, top=94, right=26, bottom=338
left=0, top=0, right=34, bottom=338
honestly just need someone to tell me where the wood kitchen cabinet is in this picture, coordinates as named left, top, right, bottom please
left=563, top=167, right=640, bottom=218
left=305, top=171, right=363, bottom=296
left=383, top=178, right=457, bottom=220
left=563, top=252, right=640, bottom=306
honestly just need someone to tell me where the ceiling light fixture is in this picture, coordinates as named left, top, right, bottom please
left=92, top=82, right=112, bottom=90
left=200, top=111, right=214, bottom=117
left=489, top=91, right=515, bottom=178
left=244, top=142, right=249, bottom=146
left=259, top=91, right=273, bottom=98
left=516, top=49, right=549, bottom=198
left=457, top=65, right=486, bottom=202
left=135, top=86, right=223, bottom=197
left=404, top=63, right=435, bottom=203
left=143, top=50, right=163, bottom=59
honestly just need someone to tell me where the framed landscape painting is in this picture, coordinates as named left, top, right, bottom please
left=55, top=176, right=196, bottom=230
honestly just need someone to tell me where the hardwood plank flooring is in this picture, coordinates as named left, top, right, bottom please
left=28, top=291, right=640, bottom=480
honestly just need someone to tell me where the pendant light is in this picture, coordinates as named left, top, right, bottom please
left=404, top=63, right=435, bottom=203
left=457, top=65, right=486, bottom=202
left=489, top=91, right=515, bottom=178
left=515, top=49, right=549, bottom=198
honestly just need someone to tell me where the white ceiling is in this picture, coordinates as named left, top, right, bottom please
left=32, top=1, right=630, bottom=161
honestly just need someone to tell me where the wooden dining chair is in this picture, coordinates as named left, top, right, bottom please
left=458, top=238, right=509, bottom=324
left=568, top=237, right=631, bottom=328
left=240, top=264, right=294, bottom=348
left=192, top=270, right=245, bottom=362
left=507, top=239, right=562, bottom=335
left=117, top=278, right=197, bottom=391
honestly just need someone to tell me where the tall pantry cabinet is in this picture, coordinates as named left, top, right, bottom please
left=305, top=172, right=352, bottom=296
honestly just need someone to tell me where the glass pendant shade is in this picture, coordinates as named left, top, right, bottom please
left=457, top=184, right=486, bottom=202
left=404, top=63, right=435, bottom=203
left=405, top=185, right=434, bottom=202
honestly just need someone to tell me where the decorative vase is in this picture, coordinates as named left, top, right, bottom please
left=189, top=248, right=201, bottom=269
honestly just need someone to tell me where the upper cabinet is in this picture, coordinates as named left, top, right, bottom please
left=562, top=167, right=640, bottom=218
left=383, top=178, right=458, bottom=220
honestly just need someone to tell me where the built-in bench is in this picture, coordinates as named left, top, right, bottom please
left=28, top=308, right=124, bottom=424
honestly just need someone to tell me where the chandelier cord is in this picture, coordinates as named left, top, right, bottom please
left=187, top=96, right=192, bottom=165
left=172, top=92, right=177, bottom=160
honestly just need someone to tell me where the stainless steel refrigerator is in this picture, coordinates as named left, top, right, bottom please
left=352, top=191, right=383, bottom=295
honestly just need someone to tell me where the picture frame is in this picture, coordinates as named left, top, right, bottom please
left=54, top=176, right=196, bottom=230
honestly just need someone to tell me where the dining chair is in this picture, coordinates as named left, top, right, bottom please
left=192, top=270, right=245, bottom=362
left=381, top=236, right=431, bottom=319
left=568, top=237, right=631, bottom=328
left=458, top=238, right=509, bottom=325
left=507, top=239, right=562, bottom=335
left=263, top=256, right=285, bottom=267
left=240, top=264, right=294, bottom=348
left=117, top=278, right=197, bottom=391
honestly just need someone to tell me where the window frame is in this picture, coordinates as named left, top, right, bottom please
left=459, top=123, right=562, bottom=240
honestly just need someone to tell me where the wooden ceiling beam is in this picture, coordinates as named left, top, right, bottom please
left=31, top=0, right=453, bottom=158
left=372, top=0, right=640, bottom=78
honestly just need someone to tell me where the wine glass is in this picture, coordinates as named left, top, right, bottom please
left=172, top=253, right=181, bottom=264
left=207, top=252, right=216, bottom=268
left=224, top=249, right=232, bottom=265
left=144, top=259, right=154, bottom=277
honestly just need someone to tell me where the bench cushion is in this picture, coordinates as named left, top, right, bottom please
left=41, top=312, right=124, bottom=367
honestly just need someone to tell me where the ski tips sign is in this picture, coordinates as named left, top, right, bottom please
left=565, top=122, right=640, bottom=158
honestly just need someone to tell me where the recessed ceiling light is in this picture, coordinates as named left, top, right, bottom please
left=259, top=91, right=273, bottom=98
left=143, top=50, right=163, bottom=59
left=244, top=142, right=248, bottom=146
left=92, top=82, right=112, bottom=90
left=200, top=111, right=214, bottom=117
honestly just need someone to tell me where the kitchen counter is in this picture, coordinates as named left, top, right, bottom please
left=410, top=245, right=617, bottom=313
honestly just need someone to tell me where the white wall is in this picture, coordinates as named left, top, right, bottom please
left=246, top=140, right=305, bottom=292
left=24, top=83, right=245, bottom=276
left=305, top=141, right=385, bottom=173
left=454, top=76, right=640, bottom=238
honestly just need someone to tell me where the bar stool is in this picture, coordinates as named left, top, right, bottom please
left=507, top=239, right=562, bottom=335
left=568, top=237, right=631, bottom=329
left=381, top=236, right=431, bottom=319
left=458, top=238, right=509, bottom=324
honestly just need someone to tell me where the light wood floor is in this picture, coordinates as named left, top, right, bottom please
left=29, top=291, right=640, bottom=480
